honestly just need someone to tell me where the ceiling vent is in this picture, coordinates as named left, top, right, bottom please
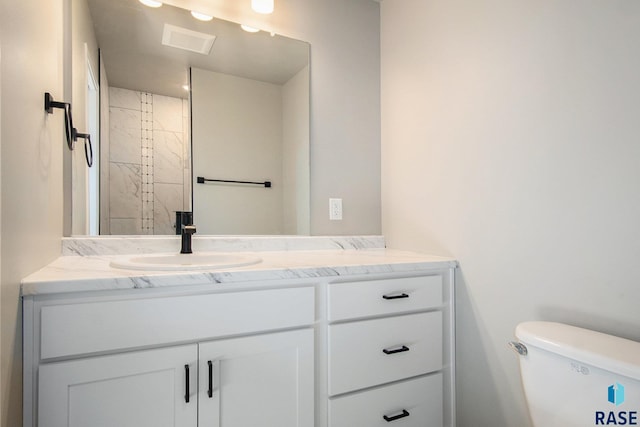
left=162, top=23, right=216, bottom=55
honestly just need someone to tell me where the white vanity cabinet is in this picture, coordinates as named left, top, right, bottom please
left=23, top=257, right=456, bottom=427
left=324, top=274, right=455, bottom=427
left=23, top=286, right=316, bottom=427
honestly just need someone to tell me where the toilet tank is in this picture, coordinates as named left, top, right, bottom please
left=514, top=321, right=640, bottom=427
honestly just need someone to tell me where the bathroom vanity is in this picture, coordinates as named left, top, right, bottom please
left=22, top=236, right=456, bottom=427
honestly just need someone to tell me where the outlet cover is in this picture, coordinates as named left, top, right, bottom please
left=329, top=198, right=343, bottom=220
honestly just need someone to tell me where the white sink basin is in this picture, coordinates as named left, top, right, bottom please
left=110, top=252, right=262, bottom=271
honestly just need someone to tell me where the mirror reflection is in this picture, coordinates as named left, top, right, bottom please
left=71, top=0, right=310, bottom=236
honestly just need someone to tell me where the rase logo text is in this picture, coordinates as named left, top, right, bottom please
left=595, top=383, right=638, bottom=426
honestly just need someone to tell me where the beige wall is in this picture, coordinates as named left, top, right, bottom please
left=192, top=68, right=285, bottom=234
left=166, top=0, right=381, bottom=235
left=69, top=0, right=99, bottom=235
left=99, top=57, right=110, bottom=234
left=0, top=1, right=65, bottom=427
left=0, top=19, right=3, bottom=424
left=282, top=66, right=310, bottom=235
left=193, top=66, right=309, bottom=235
left=381, top=0, right=640, bottom=426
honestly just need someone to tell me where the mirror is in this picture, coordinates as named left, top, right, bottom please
left=70, top=0, right=310, bottom=236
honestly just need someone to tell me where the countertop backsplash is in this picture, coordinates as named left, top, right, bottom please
left=61, top=235, right=387, bottom=256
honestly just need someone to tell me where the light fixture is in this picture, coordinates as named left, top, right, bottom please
left=139, top=0, right=163, bottom=8
left=182, top=85, right=190, bottom=91
left=241, top=24, right=260, bottom=33
left=251, top=0, right=273, bottom=14
left=191, top=11, right=213, bottom=21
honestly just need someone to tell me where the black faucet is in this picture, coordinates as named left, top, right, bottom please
left=180, top=224, right=196, bottom=254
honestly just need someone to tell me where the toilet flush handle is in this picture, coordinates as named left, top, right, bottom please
left=508, top=341, right=528, bottom=356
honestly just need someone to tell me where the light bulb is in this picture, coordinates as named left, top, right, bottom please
left=191, top=11, right=213, bottom=21
left=139, top=0, right=163, bottom=8
left=251, top=0, right=274, bottom=14
left=241, top=24, right=260, bottom=33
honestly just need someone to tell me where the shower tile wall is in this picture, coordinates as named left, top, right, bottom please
left=107, top=87, right=190, bottom=235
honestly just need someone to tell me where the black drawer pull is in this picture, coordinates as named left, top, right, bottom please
left=208, top=360, right=213, bottom=398
left=184, top=364, right=190, bottom=403
left=383, top=409, right=410, bottom=422
left=382, top=345, right=410, bottom=355
left=382, top=293, right=409, bottom=300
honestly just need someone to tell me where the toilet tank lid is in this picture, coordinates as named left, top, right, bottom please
left=516, top=321, right=640, bottom=381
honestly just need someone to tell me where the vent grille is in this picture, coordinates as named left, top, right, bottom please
left=162, top=24, right=216, bottom=55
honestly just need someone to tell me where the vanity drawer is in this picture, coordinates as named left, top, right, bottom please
left=39, top=286, right=315, bottom=360
left=328, top=311, right=442, bottom=395
left=329, top=374, right=443, bottom=427
left=328, top=275, right=442, bottom=321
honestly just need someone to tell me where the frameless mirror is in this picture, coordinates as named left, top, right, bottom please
left=70, top=0, right=310, bottom=235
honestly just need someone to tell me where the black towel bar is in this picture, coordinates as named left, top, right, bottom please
left=197, top=176, right=271, bottom=188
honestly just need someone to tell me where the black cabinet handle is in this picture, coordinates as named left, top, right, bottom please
left=383, top=409, right=410, bottom=422
left=184, top=364, right=190, bottom=403
left=382, top=293, right=409, bottom=300
left=382, top=345, right=410, bottom=355
left=208, top=360, right=213, bottom=398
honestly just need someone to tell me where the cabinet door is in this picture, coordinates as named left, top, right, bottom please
left=199, top=329, right=314, bottom=427
left=38, top=345, right=198, bottom=427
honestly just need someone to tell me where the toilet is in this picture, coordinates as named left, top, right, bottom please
left=510, top=321, right=640, bottom=427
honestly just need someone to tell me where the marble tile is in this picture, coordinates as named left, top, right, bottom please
left=182, top=113, right=190, bottom=168
left=110, top=218, right=142, bottom=235
left=140, top=216, right=154, bottom=235
left=141, top=93, right=153, bottom=114
left=182, top=99, right=189, bottom=118
left=110, top=107, right=141, bottom=131
left=153, top=131, right=183, bottom=184
left=183, top=168, right=192, bottom=209
left=109, top=87, right=141, bottom=110
left=109, top=126, right=141, bottom=164
left=154, top=183, right=184, bottom=234
left=153, top=95, right=183, bottom=132
left=109, top=163, right=142, bottom=219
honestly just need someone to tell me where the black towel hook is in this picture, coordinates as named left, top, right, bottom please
left=44, top=92, right=74, bottom=151
left=44, top=92, right=94, bottom=167
left=74, top=130, right=93, bottom=167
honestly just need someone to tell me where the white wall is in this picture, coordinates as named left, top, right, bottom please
left=0, top=1, right=64, bottom=426
left=166, top=0, right=381, bottom=235
left=192, top=68, right=284, bottom=234
left=381, top=0, right=640, bottom=426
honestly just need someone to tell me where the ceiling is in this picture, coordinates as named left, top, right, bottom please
left=87, top=0, right=309, bottom=98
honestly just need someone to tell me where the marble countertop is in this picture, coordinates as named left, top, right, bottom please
left=22, top=236, right=457, bottom=296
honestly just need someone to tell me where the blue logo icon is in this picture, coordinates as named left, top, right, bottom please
left=608, top=383, right=625, bottom=406
left=595, top=383, right=636, bottom=425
